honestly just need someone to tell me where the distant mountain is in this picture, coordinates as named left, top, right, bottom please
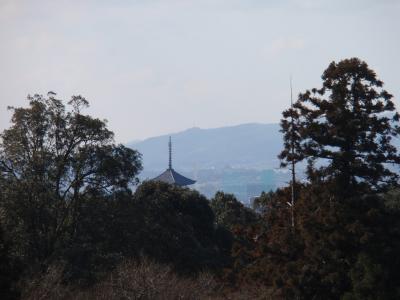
left=127, top=123, right=400, bottom=203
left=127, top=123, right=283, bottom=172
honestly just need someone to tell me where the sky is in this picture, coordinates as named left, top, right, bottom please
left=0, top=0, right=399, bottom=143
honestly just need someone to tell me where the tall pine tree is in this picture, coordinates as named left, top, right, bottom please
left=280, top=58, right=400, bottom=196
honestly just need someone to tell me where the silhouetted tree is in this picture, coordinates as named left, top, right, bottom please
left=0, top=93, right=142, bottom=269
left=279, top=84, right=303, bottom=227
left=261, top=58, right=400, bottom=298
left=281, top=58, right=400, bottom=196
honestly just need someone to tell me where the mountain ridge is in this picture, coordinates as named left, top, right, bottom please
left=127, top=123, right=283, bottom=172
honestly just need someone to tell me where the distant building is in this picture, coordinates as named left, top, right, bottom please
left=152, top=137, right=196, bottom=186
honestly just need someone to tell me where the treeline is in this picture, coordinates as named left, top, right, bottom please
left=1, top=58, right=400, bottom=299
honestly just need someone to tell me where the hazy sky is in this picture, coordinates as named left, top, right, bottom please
left=1, top=0, right=399, bottom=143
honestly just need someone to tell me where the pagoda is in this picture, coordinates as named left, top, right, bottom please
left=152, top=136, right=196, bottom=186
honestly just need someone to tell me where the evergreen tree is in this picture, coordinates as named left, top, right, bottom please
left=280, top=58, right=400, bottom=196
left=261, top=58, right=400, bottom=298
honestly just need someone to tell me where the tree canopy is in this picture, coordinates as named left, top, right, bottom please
left=0, top=93, right=142, bottom=266
left=2, top=59, right=400, bottom=299
left=280, top=58, right=400, bottom=195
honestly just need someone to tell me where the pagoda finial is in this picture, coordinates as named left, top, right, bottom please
left=168, top=136, right=172, bottom=169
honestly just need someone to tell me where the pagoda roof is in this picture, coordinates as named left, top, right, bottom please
left=153, top=168, right=196, bottom=187
left=152, top=136, right=196, bottom=186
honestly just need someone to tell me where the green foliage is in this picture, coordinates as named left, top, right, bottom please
left=59, top=192, right=131, bottom=284
left=279, top=102, right=304, bottom=169
left=209, top=191, right=260, bottom=286
left=280, top=58, right=400, bottom=195
left=132, top=181, right=231, bottom=274
left=343, top=253, right=386, bottom=300
left=228, top=58, right=400, bottom=299
left=0, top=223, right=20, bottom=300
left=211, top=191, right=259, bottom=231
left=2, top=59, right=400, bottom=299
left=59, top=182, right=234, bottom=281
left=0, top=94, right=233, bottom=287
left=0, top=93, right=142, bottom=278
left=230, top=185, right=400, bottom=299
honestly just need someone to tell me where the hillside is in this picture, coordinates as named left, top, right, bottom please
left=127, top=123, right=283, bottom=172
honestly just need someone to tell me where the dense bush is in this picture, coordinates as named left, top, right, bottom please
left=0, top=224, right=20, bottom=300
left=211, top=191, right=259, bottom=231
left=132, top=181, right=232, bottom=274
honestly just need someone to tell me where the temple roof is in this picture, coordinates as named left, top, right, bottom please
left=152, top=136, right=196, bottom=186
left=153, top=168, right=196, bottom=186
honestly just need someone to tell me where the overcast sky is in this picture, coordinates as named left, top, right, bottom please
left=0, top=0, right=399, bottom=143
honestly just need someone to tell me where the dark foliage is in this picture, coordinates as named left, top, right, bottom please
left=2, top=58, right=400, bottom=299
left=0, top=93, right=142, bottom=285
left=246, top=58, right=400, bottom=298
left=132, top=181, right=232, bottom=274
left=211, top=191, right=259, bottom=231
left=228, top=185, right=400, bottom=299
left=280, top=58, right=400, bottom=196
left=0, top=224, right=21, bottom=300
left=222, top=58, right=400, bottom=299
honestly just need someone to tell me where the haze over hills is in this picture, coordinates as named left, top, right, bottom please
left=128, top=122, right=400, bottom=202
left=127, top=123, right=283, bottom=172
left=128, top=123, right=400, bottom=202
left=127, top=123, right=286, bottom=202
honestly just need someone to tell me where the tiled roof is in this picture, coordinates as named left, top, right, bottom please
left=153, top=168, right=196, bottom=186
